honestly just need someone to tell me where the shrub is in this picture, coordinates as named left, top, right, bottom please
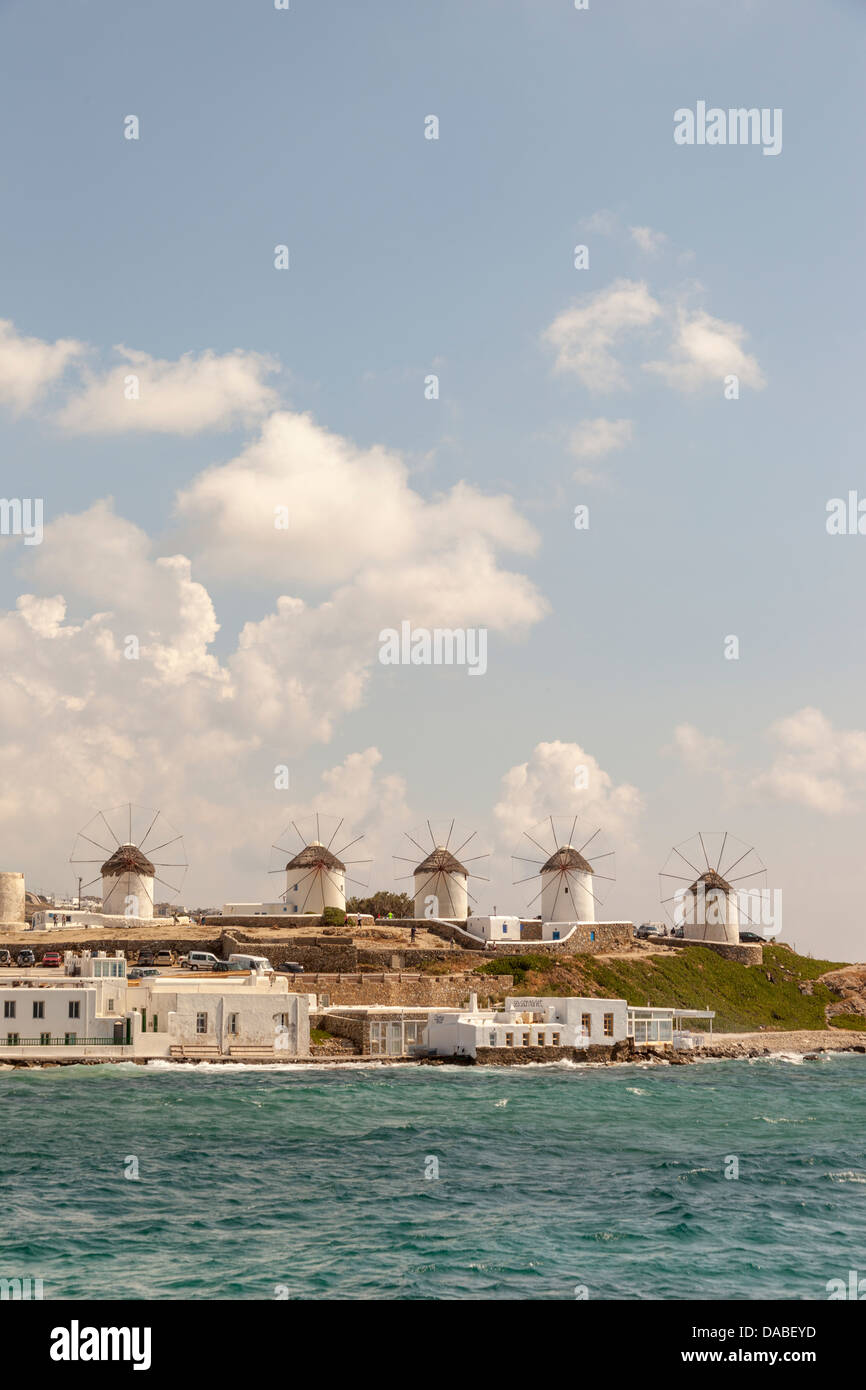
left=321, top=906, right=347, bottom=927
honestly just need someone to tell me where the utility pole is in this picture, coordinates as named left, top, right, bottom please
left=77, top=876, right=82, bottom=910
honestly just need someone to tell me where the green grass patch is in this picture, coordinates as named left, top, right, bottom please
left=828, top=1013, right=866, bottom=1032
left=310, top=1028, right=333, bottom=1044
left=574, top=945, right=848, bottom=1033
left=476, top=953, right=557, bottom=986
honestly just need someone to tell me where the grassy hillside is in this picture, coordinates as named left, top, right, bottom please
left=476, top=945, right=851, bottom=1034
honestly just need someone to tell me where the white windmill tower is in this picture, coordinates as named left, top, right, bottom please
left=69, top=804, right=188, bottom=919
left=659, top=831, right=766, bottom=943
left=393, top=820, right=489, bottom=920
left=513, top=815, right=616, bottom=925
left=269, top=813, right=371, bottom=916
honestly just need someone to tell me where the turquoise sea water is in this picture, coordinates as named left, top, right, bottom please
left=1, top=1055, right=864, bottom=1301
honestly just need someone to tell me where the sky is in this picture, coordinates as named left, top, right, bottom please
left=0, top=0, right=864, bottom=957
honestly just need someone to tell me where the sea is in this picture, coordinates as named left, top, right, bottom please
left=1, top=1054, right=864, bottom=1301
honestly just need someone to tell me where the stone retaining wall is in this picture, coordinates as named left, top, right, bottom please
left=282, top=973, right=511, bottom=1006
left=473, top=1039, right=635, bottom=1065
left=677, top=939, right=763, bottom=965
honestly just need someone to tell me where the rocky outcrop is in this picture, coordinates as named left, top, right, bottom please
left=819, top=964, right=866, bottom=1022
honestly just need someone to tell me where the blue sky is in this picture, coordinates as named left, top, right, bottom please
left=0, top=0, right=864, bottom=956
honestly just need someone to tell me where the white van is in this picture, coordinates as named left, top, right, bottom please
left=183, top=951, right=221, bottom=971
left=227, top=953, right=273, bottom=972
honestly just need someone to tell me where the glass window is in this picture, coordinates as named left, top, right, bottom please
left=552, top=1031, right=561, bottom=1046
left=196, top=1012, right=208, bottom=1034
left=228, top=1013, right=239, bottom=1034
left=32, top=1001, right=44, bottom=1019
left=581, top=1013, right=591, bottom=1036
left=505, top=1032, right=514, bottom=1047
left=7, top=1032, right=19, bottom=1044
left=3, top=1002, right=15, bottom=1019
left=68, top=1001, right=80, bottom=1019
left=603, top=1013, right=614, bottom=1037
left=522, top=1032, right=530, bottom=1047
left=40, top=1033, right=50, bottom=1045
left=64, top=1033, right=76, bottom=1045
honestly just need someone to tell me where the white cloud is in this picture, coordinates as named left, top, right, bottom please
left=0, top=319, right=84, bottom=413
left=493, top=740, right=644, bottom=851
left=568, top=416, right=633, bottom=464
left=644, top=307, right=765, bottom=392
left=58, top=346, right=280, bottom=434
left=543, top=280, right=662, bottom=392
left=173, top=411, right=547, bottom=634
left=629, top=225, right=668, bottom=254
left=666, top=723, right=730, bottom=774
left=752, top=707, right=866, bottom=814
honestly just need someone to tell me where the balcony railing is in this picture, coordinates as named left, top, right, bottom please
left=0, top=1037, right=125, bottom=1047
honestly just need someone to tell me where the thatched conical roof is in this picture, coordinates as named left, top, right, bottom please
left=688, top=868, right=733, bottom=895
left=101, top=844, right=155, bottom=877
left=541, top=845, right=593, bottom=874
left=286, top=841, right=346, bottom=872
left=414, top=846, right=468, bottom=876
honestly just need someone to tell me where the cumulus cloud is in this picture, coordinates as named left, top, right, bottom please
left=567, top=417, right=633, bottom=482
left=0, top=319, right=84, bottom=412
left=493, top=740, right=644, bottom=851
left=752, top=707, right=866, bottom=814
left=543, top=278, right=765, bottom=396
left=644, top=307, right=765, bottom=392
left=173, top=411, right=547, bottom=633
left=666, top=723, right=730, bottom=774
left=543, top=280, right=662, bottom=392
left=58, top=345, right=280, bottom=434
left=629, top=225, right=668, bottom=254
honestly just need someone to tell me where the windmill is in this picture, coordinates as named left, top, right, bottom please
left=512, top=814, right=616, bottom=923
left=69, top=803, right=188, bottom=919
left=268, top=812, right=372, bottom=916
left=659, top=831, right=766, bottom=942
left=393, top=819, right=489, bottom=920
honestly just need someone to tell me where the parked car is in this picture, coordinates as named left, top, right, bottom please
left=39, top=951, right=63, bottom=968
left=739, top=931, right=764, bottom=943
left=129, top=967, right=160, bottom=979
left=275, top=962, right=305, bottom=974
left=212, top=961, right=233, bottom=972
left=16, top=949, right=35, bottom=967
left=0, top=949, right=12, bottom=966
left=180, top=951, right=221, bottom=971
left=227, top=953, right=273, bottom=972
left=137, top=951, right=155, bottom=966
left=670, top=925, right=684, bottom=939
left=635, top=922, right=667, bottom=939
left=153, top=949, right=175, bottom=967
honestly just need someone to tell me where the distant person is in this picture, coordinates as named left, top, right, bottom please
left=410, top=925, right=417, bottom=943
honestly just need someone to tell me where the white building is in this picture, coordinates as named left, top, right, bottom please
left=540, top=846, right=595, bottom=923
left=101, top=845, right=155, bottom=919
left=221, top=902, right=300, bottom=917
left=424, top=995, right=631, bottom=1057
left=465, top=914, right=522, bottom=943
left=413, top=847, right=469, bottom=920
left=0, top=951, right=309, bottom=1061
left=422, top=995, right=687, bottom=1058
left=283, top=842, right=346, bottom=915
